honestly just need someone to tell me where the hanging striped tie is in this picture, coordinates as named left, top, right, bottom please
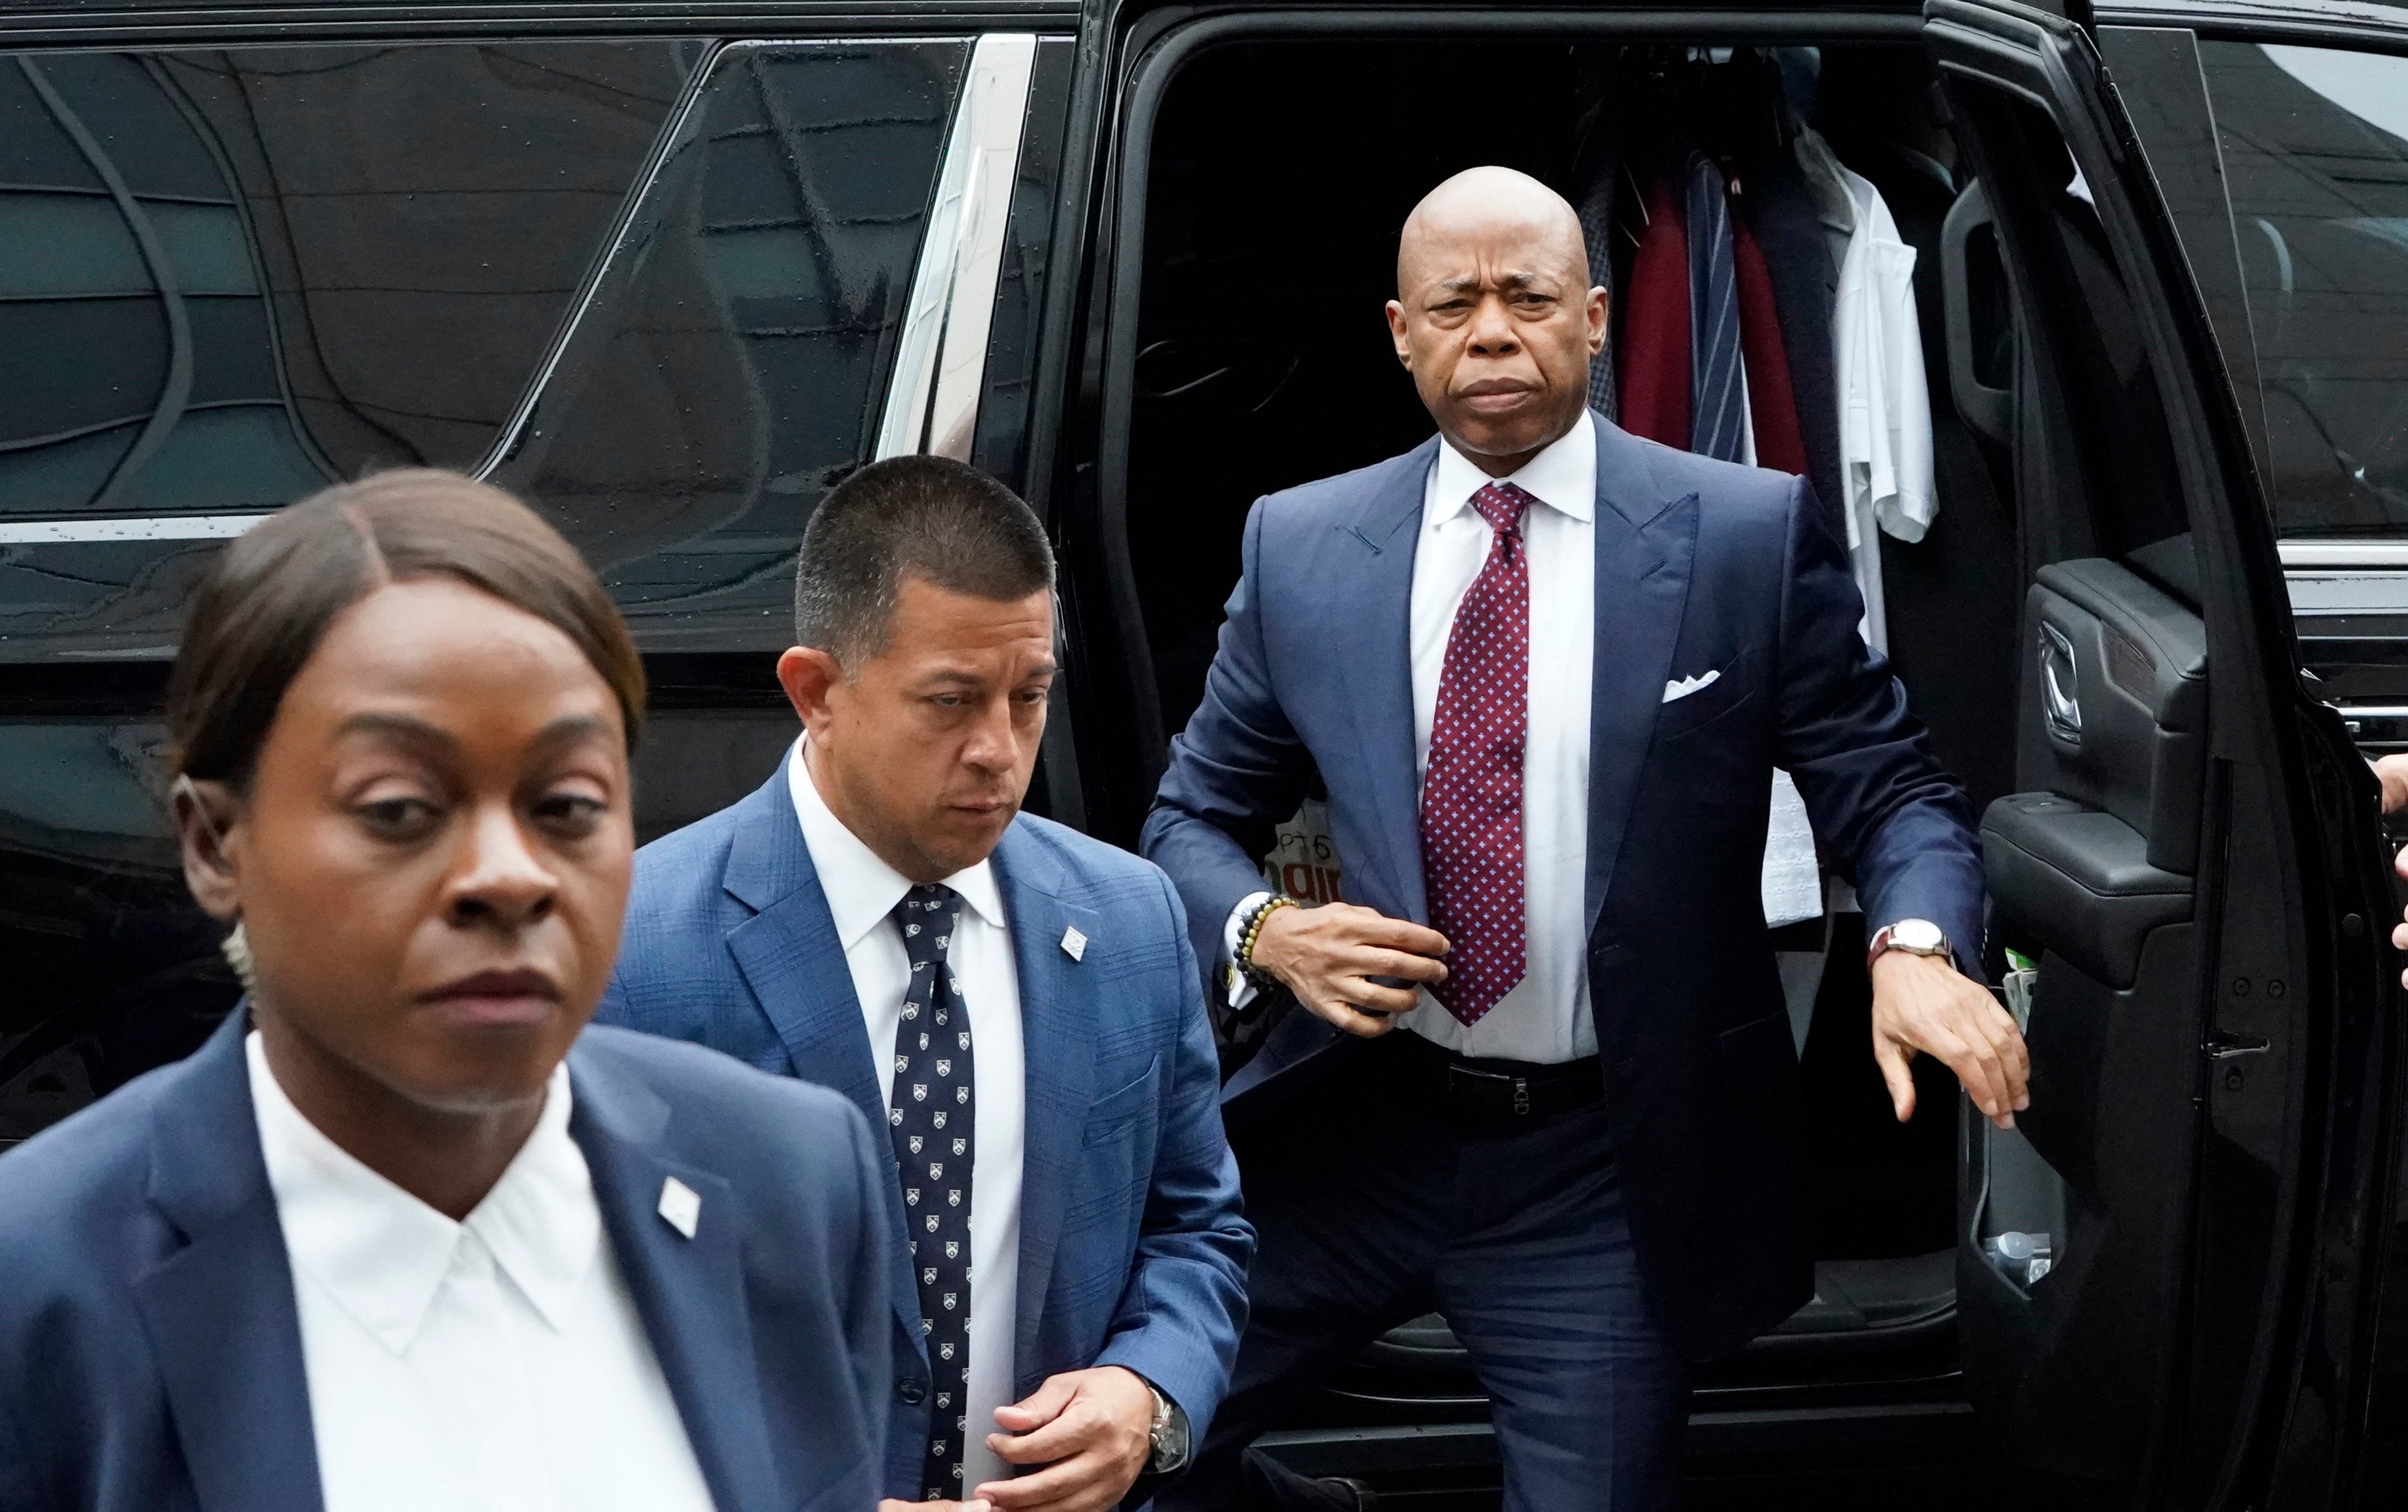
left=1686, top=149, right=1749, bottom=464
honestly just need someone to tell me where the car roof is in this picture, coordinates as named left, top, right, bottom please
left=0, top=0, right=1914, bottom=21
left=0, top=0, right=1075, bottom=26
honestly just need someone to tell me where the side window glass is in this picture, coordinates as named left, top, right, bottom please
left=0, top=53, right=331, bottom=515
left=2199, top=40, right=2408, bottom=538
left=0, top=42, right=693, bottom=663
left=492, top=39, right=970, bottom=650
left=0, top=43, right=692, bottom=513
left=1950, top=82, right=2192, bottom=566
left=0, top=37, right=980, bottom=1150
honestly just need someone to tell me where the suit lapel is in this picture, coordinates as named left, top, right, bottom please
left=132, top=1009, right=325, bottom=1512
left=721, top=760, right=885, bottom=1133
left=718, top=758, right=922, bottom=1364
left=1334, top=438, right=1439, bottom=923
left=1584, top=414, right=1700, bottom=935
left=991, top=825, right=1101, bottom=1397
left=569, top=1052, right=781, bottom=1512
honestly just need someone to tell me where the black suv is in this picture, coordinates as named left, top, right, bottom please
left=2, top=0, right=2404, bottom=1506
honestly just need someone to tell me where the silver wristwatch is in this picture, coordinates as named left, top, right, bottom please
left=1145, top=1382, right=1191, bottom=1474
left=1867, top=917, right=1952, bottom=972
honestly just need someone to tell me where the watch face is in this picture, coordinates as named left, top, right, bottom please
left=1151, top=1402, right=1191, bottom=1472
left=1892, top=919, right=1946, bottom=953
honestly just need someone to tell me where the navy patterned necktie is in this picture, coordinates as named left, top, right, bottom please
left=888, top=883, right=976, bottom=1501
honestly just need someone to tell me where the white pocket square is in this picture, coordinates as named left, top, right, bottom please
left=1662, top=670, right=1722, bottom=704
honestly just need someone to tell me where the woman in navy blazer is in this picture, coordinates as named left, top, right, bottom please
left=0, top=472, right=892, bottom=1512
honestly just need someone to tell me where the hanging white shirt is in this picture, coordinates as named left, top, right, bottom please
left=1798, top=125, right=1936, bottom=655
left=246, top=1034, right=715, bottom=1512
left=788, top=740, right=1025, bottom=1493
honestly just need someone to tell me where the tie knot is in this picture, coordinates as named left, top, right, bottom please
left=1470, top=481, right=1531, bottom=538
left=894, top=885, right=964, bottom=962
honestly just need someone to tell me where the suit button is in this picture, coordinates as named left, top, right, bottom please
left=898, top=1379, right=927, bottom=1405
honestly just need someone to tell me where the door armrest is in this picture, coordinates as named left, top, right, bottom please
left=1981, top=792, right=2193, bottom=989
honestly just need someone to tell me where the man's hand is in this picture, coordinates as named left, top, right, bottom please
left=880, top=1502, right=988, bottom=1512
left=2375, top=753, right=2408, bottom=814
left=973, top=1365, right=1154, bottom=1512
left=1869, top=948, right=2031, bottom=1130
left=2390, top=842, right=2408, bottom=990
left=1251, top=901, right=1449, bottom=1037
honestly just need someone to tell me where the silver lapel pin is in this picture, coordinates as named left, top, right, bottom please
left=1061, top=926, right=1088, bottom=962
left=657, top=1175, right=701, bottom=1239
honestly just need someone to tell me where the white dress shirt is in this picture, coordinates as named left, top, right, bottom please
left=789, top=741, right=1026, bottom=1492
left=1227, top=422, right=1598, bottom=1065
left=1399, top=423, right=1598, bottom=1063
left=1798, top=124, right=1935, bottom=655
left=246, top=1034, right=715, bottom=1512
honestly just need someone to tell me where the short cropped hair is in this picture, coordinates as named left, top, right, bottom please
left=793, top=455, right=1054, bottom=665
left=166, top=469, right=645, bottom=789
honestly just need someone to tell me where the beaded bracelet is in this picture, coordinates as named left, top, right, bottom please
left=1235, top=894, right=1300, bottom=987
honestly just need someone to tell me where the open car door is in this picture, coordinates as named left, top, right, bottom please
left=1923, top=2, right=2401, bottom=1503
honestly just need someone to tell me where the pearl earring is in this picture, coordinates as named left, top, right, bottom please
left=220, top=921, right=256, bottom=992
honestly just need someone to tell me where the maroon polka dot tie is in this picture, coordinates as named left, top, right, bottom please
left=1420, top=481, right=1531, bottom=1027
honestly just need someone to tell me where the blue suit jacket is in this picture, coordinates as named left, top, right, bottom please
left=0, top=1010, right=893, bottom=1512
left=1142, top=413, right=1984, bottom=1360
left=598, top=763, right=1252, bottom=1497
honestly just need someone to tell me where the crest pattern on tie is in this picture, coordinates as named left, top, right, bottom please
left=1419, top=481, right=1531, bottom=1027
left=888, top=883, right=976, bottom=1500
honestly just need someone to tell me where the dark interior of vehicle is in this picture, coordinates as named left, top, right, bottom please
left=1114, top=33, right=2209, bottom=1438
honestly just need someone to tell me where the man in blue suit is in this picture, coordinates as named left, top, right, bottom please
left=1144, top=168, right=2029, bottom=1509
left=601, top=456, right=1252, bottom=1512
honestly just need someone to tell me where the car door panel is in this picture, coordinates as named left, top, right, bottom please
left=1928, top=0, right=2395, bottom=1499
left=1970, top=555, right=2208, bottom=1479
left=2014, top=558, right=2211, bottom=870
left=1983, top=791, right=2191, bottom=989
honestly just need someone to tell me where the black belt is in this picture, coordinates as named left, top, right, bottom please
left=1383, top=1032, right=1605, bottom=1124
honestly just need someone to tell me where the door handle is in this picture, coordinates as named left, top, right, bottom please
left=2204, top=1031, right=2270, bottom=1061
left=1941, top=179, right=2014, bottom=447
left=2039, top=621, right=2082, bottom=747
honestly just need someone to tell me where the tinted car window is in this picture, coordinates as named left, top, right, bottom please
left=2200, top=40, right=2408, bottom=538
left=0, top=40, right=694, bottom=663
left=494, top=39, right=969, bottom=651
left=0, top=35, right=975, bottom=1148
left=0, top=53, right=329, bottom=516
left=0, top=42, right=693, bottom=512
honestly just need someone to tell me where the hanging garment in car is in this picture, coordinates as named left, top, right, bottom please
left=1571, top=70, right=1621, bottom=419
left=1687, top=149, right=1751, bottom=464
left=1617, top=161, right=1693, bottom=451
left=1798, top=123, right=1935, bottom=654
left=1731, top=197, right=1809, bottom=477
left=1742, top=137, right=1846, bottom=531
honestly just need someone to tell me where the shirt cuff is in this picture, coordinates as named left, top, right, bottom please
left=1222, top=891, right=1272, bottom=1010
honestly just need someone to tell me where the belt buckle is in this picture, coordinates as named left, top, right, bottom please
left=1445, top=1061, right=1535, bottom=1118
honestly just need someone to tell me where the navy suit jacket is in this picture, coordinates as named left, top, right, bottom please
left=1142, top=412, right=1984, bottom=1360
left=0, top=1010, right=893, bottom=1512
left=598, top=763, right=1252, bottom=1497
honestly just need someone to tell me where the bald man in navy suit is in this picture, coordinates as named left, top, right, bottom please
left=1146, top=168, right=2025, bottom=1510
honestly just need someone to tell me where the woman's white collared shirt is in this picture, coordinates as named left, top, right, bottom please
left=245, top=1032, right=717, bottom=1512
